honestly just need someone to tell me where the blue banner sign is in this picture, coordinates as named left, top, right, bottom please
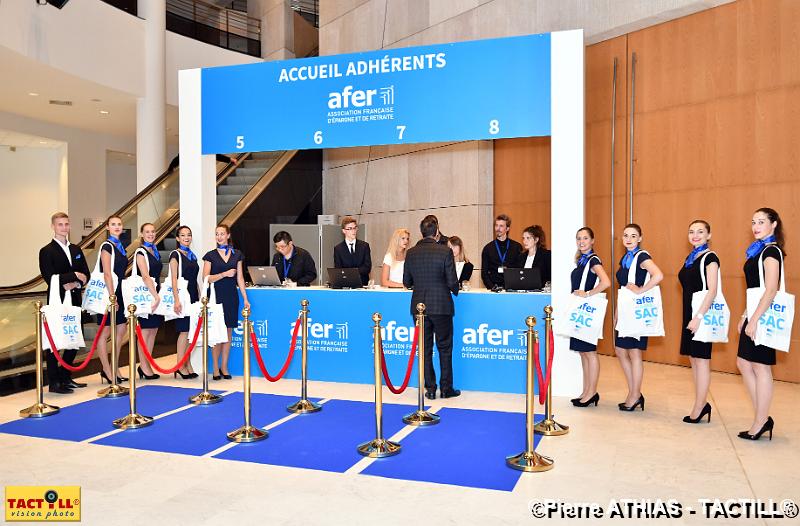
left=201, top=33, right=551, bottom=153
left=225, top=288, right=551, bottom=394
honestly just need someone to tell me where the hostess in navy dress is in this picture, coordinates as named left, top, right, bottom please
left=738, top=244, right=783, bottom=366
left=170, top=250, right=200, bottom=334
left=96, top=241, right=127, bottom=326
left=615, top=251, right=652, bottom=350
left=570, top=255, right=603, bottom=353
left=202, top=249, right=245, bottom=329
left=137, top=248, right=164, bottom=329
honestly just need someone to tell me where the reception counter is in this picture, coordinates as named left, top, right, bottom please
left=224, top=287, right=555, bottom=394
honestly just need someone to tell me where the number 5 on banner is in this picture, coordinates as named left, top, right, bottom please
left=396, top=125, right=406, bottom=140
left=236, top=135, right=245, bottom=149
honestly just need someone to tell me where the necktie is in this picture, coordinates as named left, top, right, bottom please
left=349, top=243, right=355, bottom=254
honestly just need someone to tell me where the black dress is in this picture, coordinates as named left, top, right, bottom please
left=614, top=251, right=652, bottom=350
left=96, top=241, right=127, bottom=326
left=738, top=244, right=783, bottom=366
left=170, top=250, right=200, bottom=333
left=570, top=255, right=602, bottom=353
left=678, top=251, right=720, bottom=359
left=203, top=249, right=245, bottom=329
left=137, top=249, right=164, bottom=329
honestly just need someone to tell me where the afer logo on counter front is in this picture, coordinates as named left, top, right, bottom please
left=5, top=486, right=81, bottom=522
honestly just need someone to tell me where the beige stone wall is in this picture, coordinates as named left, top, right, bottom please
left=319, top=0, right=734, bottom=286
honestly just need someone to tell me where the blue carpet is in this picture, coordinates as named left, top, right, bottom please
left=215, top=399, right=417, bottom=473
left=93, top=392, right=309, bottom=456
left=0, top=386, right=219, bottom=443
left=361, top=407, right=545, bottom=491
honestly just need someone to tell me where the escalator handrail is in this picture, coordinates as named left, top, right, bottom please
left=0, top=154, right=247, bottom=295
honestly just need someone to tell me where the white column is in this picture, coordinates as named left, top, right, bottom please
left=179, top=68, right=217, bottom=374
left=136, top=0, right=167, bottom=198
left=550, top=30, right=585, bottom=397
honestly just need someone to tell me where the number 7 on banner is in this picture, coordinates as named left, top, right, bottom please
left=397, top=125, right=406, bottom=140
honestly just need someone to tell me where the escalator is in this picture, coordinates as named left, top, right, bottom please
left=0, top=149, right=313, bottom=393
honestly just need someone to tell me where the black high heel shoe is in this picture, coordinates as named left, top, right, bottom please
left=100, top=371, right=126, bottom=384
left=221, top=371, right=232, bottom=380
left=683, top=402, right=712, bottom=424
left=738, top=416, right=774, bottom=441
left=174, top=370, right=192, bottom=379
left=212, top=370, right=222, bottom=381
left=573, top=393, right=599, bottom=407
left=189, top=372, right=199, bottom=379
left=137, top=366, right=160, bottom=380
left=619, top=394, right=645, bottom=412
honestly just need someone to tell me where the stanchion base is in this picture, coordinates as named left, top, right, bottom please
left=357, top=438, right=402, bottom=458
left=97, top=385, right=129, bottom=398
left=112, top=413, right=154, bottom=430
left=402, top=409, right=440, bottom=426
left=287, top=398, right=322, bottom=414
left=19, top=402, right=60, bottom=418
left=189, top=391, right=223, bottom=405
left=227, top=425, right=268, bottom=443
left=534, top=418, right=569, bottom=436
left=506, top=450, right=554, bottom=472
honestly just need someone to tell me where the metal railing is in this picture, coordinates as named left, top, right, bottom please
left=291, top=0, right=319, bottom=28
left=167, top=0, right=261, bottom=57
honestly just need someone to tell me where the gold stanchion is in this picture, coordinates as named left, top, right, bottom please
left=357, top=313, right=401, bottom=457
left=227, top=307, right=267, bottom=442
left=287, top=299, right=322, bottom=414
left=534, top=305, right=569, bottom=436
left=403, top=303, right=440, bottom=426
left=19, top=301, right=60, bottom=418
left=113, top=305, right=153, bottom=429
left=190, top=297, right=222, bottom=405
left=98, top=294, right=128, bottom=398
left=507, top=316, right=553, bottom=472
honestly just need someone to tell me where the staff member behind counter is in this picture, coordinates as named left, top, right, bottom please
left=272, top=231, right=317, bottom=286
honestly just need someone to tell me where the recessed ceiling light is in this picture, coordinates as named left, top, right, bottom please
left=28, top=92, right=39, bottom=96
left=39, top=141, right=47, bottom=144
left=99, top=110, right=109, bottom=115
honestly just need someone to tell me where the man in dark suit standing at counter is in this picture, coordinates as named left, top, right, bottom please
left=333, top=215, right=372, bottom=286
left=403, top=216, right=460, bottom=399
left=272, top=231, right=317, bottom=286
left=38, top=212, right=90, bottom=393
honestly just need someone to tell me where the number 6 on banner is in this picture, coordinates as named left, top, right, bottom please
left=396, top=125, right=406, bottom=140
left=313, top=131, right=323, bottom=145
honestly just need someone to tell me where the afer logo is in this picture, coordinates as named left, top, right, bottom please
left=289, top=318, right=348, bottom=339
left=328, top=85, right=393, bottom=109
left=381, top=320, right=416, bottom=343
left=462, top=323, right=515, bottom=346
left=233, top=319, right=268, bottom=337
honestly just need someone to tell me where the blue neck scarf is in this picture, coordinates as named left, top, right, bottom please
left=684, top=244, right=708, bottom=268
left=745, top=235, right=776, bottom=260
left=143, top=241, right=160, bottom=261
left=108, top=235, right=125, bottom=255
left=577, top=250, right=594, bottom=267
left=178, top=245, right=196, bottom=261
left=218, top=244, right=232, bottom=256
left=621, top=248, right=640, bottom=269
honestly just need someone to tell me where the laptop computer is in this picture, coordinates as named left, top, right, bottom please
left=248, top=266, right=283, bottom=286
left=327, top=267, right=364, bottom=289
left=503, top=267, right=543, bottom=292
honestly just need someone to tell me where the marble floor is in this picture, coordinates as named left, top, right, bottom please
left=1, top=355, right=798, bottom=525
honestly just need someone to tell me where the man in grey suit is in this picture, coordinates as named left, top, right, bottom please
left=403, top=216, right=460, bottom=399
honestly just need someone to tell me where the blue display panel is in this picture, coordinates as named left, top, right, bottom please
left=201, top=33, right=551, bottom=153
left=228, top=288, right=551, bottom=394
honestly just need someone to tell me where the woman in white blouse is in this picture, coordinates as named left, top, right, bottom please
left=382, top=228, right=410, bottom=288
left=448, top=236, right=474, bottom=286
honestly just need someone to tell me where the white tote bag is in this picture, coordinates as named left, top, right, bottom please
left=42, top=275, right=86, bottom=351
left=122, top=248, right=154, bottom=318
left=746, top=246, right=794, bottom=352
left=188, top=279, right=228, bottom=346
left=154, top=251, right=191, bottom=321
left=81, top=241, right=118, bottom=315
left=691, top=252, right=730, bottom=343
left=615, top=250, right=665, bottom=339
left=555, top=256, right=608, bottom=345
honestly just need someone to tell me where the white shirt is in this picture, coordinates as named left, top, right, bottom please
left=383, top=253, right=405, bottom=284
left=456, top=261, right=465, bottom=280
left=53, top=237, right=71, bottom=262
left=524, top=254, right=535, bottom=269
left=347, top=240, right=356, bottom=254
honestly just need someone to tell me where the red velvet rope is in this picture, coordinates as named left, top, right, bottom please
left=252, top=317, right=301, bottom=382
left=380, top=326, right=419, bottom=394
left=44, top=312, right=107, bottom=372
left=137, top=316, right=203, bottom=374
left=533, top=328, right=555, bottom=404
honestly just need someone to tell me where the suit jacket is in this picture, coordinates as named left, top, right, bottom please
left=271, top=246, right=317, bottom=286
left=403, top=238, right=459, bottom=316
left=515, top=248, right=552, bottom=284
left=38, top=240, right=90, bottom=305
left=333, top=239, right=372, bottom=286
left=458, top=261, right=474, bottom=283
